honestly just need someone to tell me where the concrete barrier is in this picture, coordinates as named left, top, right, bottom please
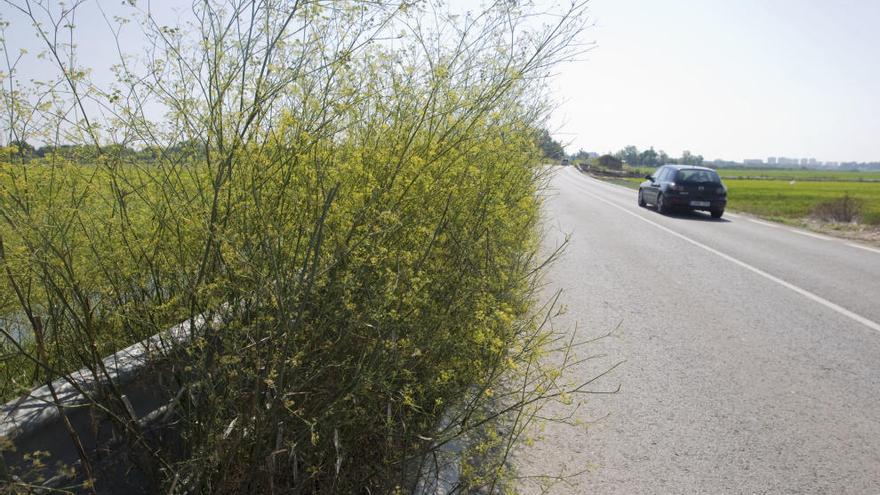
left=1, top=307, right=465, bottom=492
left=0, top=314, right=208, bottom=492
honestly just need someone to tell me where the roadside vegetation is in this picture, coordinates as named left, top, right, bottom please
left=0, top=1, right=597, bottom=493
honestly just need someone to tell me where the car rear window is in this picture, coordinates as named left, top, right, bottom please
left=676, top=169, right=720, bottom=183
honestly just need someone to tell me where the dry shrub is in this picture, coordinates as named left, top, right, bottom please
left=812, top=194, right=864, bottom=223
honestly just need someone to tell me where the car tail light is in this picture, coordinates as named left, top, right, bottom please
left=670, top=183, right=684, bottom=192
left=716, top=187, right=727, bottom=194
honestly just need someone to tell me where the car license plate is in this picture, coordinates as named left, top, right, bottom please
left=690, top=201, right=710, bottom=207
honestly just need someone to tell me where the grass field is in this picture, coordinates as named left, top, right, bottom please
left=718, top=168, right=880, bottom=181
left=725, top=179, right=880, bottom=224
left=616, top=168, right=880, bottom=225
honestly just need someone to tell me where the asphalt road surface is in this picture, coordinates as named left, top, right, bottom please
left=515, top=166, right=880, bottom=494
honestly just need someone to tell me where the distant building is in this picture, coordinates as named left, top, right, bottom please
left=800, top=158, right=810, bottom=166
left=777, top=157, right=799, bottom=166
left=708, top=159, right=738, bottom=168
left=743, top=159, right=764, bottom=165
left=767, top=157, right=777, bottom=165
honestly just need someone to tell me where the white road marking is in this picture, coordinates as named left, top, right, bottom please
left=748, top=218, right=780, bottom=229
left=568, top=175, right=880, bottom=334
left=790, top=230, right=833, bottom=241
left=847, top=242, right=880, bottom=255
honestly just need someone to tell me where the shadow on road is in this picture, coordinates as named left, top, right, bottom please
left=654, top=208, right=732, bottom=223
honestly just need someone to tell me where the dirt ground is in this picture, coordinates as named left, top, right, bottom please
left=800, top=219, right=880, bottom=248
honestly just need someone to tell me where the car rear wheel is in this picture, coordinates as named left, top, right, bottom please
left=710, top=208, right=724, bottom=219
left=656, top=193, right=667, bottom=214
left=638, top=190, right=646, bottom=207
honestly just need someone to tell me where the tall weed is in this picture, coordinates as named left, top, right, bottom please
left=1, top=1, right=595, bottom=492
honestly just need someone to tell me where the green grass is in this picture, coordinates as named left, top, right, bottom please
left=725, top=179, right=880, bottom=225
left=716, top=168, right=880, bottom=181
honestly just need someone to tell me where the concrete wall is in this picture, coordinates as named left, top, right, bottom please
left=1, top=316, right=204, bottom=492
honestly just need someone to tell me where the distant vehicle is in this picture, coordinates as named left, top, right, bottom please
left=561, top=158, right=570, bottom=166
left=638, top=165, right=727, bottom=218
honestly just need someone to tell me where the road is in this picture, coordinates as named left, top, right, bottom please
left=515, top=166, right=880, bottom=494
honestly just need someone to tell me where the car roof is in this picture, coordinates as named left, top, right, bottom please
left=661, top=164, right=717, bottom=171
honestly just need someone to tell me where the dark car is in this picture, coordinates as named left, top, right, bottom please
left=638, top=165, right=728, bottom=218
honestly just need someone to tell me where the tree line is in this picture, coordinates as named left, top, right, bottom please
left=1, top=139, right=205, bottom=162
left=613, top=145, right=704, bottom=167
left=535, top=131, right=705, bottom=168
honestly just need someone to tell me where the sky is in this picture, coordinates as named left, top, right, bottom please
left=549, top=0, right=880, bottom=162
left=1, top=0, right=879, bottom=163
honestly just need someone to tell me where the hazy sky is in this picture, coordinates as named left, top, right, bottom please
left=550, top=0, right=880, bottom=162
left=2, top=0, right=878, bottom=162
